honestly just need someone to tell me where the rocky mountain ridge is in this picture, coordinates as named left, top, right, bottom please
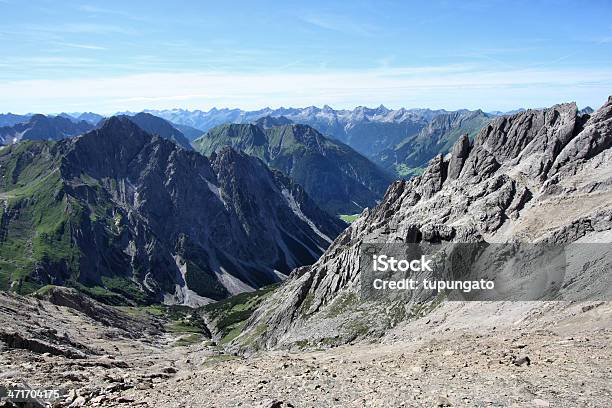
left=234, top=97, right=612, bottom=350
left=116, top=112, right=193, bottom=150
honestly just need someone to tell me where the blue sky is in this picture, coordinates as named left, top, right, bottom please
left=0, top=0, right=611, bottom=113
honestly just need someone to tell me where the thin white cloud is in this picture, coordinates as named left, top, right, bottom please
left=0, top=56, right=98, bottom=67
left=53, top=41, right=107, bottom=50
left=23, top=22, right=135, bottom=35
left=76, top=4, right=150, bottom=22
left=0, top=65, right=610, bottom=114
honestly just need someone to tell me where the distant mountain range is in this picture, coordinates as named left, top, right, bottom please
left=0, top=112, right=198, bottom=152
left=131, top=105, right=538, bottom=154
left=0, top=114, right=94, bottom=145
left=0, top=116, right=345, bottom=305
left=0, top=113, right=33, bottom=127
left=0, top=112, right=106, bottom=128
left=124, top=106, right=522, bottom=177
left=137, top=106, right=453, bottom=157
left=194, top=122, right=394, bottom=215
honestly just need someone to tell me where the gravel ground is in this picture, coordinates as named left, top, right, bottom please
left=1, top=292, right=611, bottom=407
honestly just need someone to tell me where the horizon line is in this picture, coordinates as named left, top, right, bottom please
left=1, top=100, right=601, bottom=118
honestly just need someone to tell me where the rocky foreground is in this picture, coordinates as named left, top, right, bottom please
left=1, top=287, right=611, bottom=407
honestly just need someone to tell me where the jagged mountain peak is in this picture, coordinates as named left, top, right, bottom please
left=100, top=114, right=146, bottom=133
left=91, top=115, right=156, bottom=150
left=113, top=112, right=193, bottom=150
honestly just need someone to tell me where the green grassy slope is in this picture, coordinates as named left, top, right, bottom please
left=0, top=141, right=155, bottom=304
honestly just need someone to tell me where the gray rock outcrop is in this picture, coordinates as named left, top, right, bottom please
left=447, top=134, right=470, bottom=180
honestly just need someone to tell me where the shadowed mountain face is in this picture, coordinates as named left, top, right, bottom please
left=117, top=112, right=193, bottom=150
left=193, top=123, right=394, bottom=216
left=235, top=97, right=612, bottom=351
left=0, top=114, right=94, bottom=145
left=0, top=116, right=345, bottom=306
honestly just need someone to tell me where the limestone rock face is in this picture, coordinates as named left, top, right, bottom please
left=549, top=96, right=612, bottom=179
left=468, top=102, right=578, bottom=182
left=416, top=154, right=447, bottom=200
left=447, top=134, right=470, bottom=180
left=236, top=97, right=612, bottom=351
